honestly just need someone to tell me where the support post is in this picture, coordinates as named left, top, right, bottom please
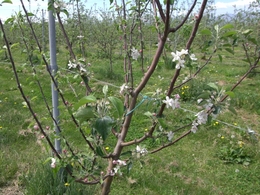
left=48, top=1, right=61, bottom=153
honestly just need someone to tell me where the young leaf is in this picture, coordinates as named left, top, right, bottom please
left=94, top=116, right=113, bottom=141
left=74, top=107, right=95, bottom=123
left=200, top=29, right=212, bottom=36
left=158, top=118, right=167, bottom=130
left=27, top=12, right=35, bottom=17
left=144, top=111, right=153, bottom=117
left=96, top=146, right=104, bottom=157
left=222, top=31, right=237, bottom=37
left=221, top=24, right=234, bottom=30
left=225, top=91, right=235, bottom=98
left=108, top=96, right=124, bottom=118
left=103, top=85, right=108, bottom=96
left=197, top=92, right=211, bottom=100
left=1, top=0, right=12, bottom=4
left=214, top=25, right=219, bottom=33
left=242, top=29, right=253, bottom=36
left=74, top=95, right=96, bottom=110
left=228, top=106, right=237, bottom=115
left=225, top=48, right=234, bottom=55
left=207, top=82, right=219, bottom=91
left=218, top=54, right=223, bottom=62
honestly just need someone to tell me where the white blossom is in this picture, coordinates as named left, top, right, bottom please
left=177, top=49, right=188, bottom=56
left=119, top=83, right=128, bottom=94
left=136, top=145, right=148, bottom=155
left=68, top=60, right=77, bottom=69
left=247, top=127, right=255, bottom=134
left=79, top=66, right=87, bottom=73
left=113, top=159, right=127, bottom=166
left=77, top=35, right=84, bottom=39
left=190, top=53, right=197, bottom=61
left=167, top=131, right=174, bottom=141
left=195, top=110, right=208, bottom=125
left=51, top=158, right=56, bottom=168
left=131, top=47, right=140, bottom=60
left=162, top=96, right=180, bottom=110
left=191, top=123, right=198, bottom=133
left=54, top=1, right=66, bottom=9
left=163, top=96, right=173, bottom=109
left=171, top=52, right=181, bottom=62
left=197, top=98, right=203, bottom=104
left=175, top=59, right=185, bottom=69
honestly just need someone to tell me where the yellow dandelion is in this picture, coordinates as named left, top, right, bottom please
left=215, top=121, right=219, bottom=125
left=145, top=128, right=148, bottom=132
left=64, top=182, right=70, bottom=187
left=234, top=123, right=237, bottom=126
left=221, top=136, right=224, bottom=139
left=105, top=146, right=110, bottom=150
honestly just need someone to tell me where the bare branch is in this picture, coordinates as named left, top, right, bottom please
left=169, top=0, right=198, bottom=33
left=154, top=0, right=166, bottom=23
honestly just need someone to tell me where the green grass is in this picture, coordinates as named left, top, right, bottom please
left=0, top=43, right=260, bottom=195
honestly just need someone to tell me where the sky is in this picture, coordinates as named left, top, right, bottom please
left=0, top=0, right=256, bottom=22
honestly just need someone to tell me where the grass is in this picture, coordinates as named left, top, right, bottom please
left=0, top=43, right=260, bottom=195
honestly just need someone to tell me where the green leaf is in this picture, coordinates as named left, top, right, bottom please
left=109, top=0, right=113, bottom=4
left=4, top=17, right=14, bottom=24
left=121, top=151, right=132, bottom=157
left=222, top=31, right=237, bottom=37
left=10, top=42, right=19, bottom=49
left=218, top=54, right=222, bottom=62
left=242, top=29, right=253, bottom=36
left=61, top=9, right=69, bottom=17
left=225, top=48, right=234, bottom=55
left=197, top=92, right=210, bottom=99
left=96, top=146, right=104, bottom=157
left=74, top=95, right=96, bottom=110
left=164, top=0, right=174, bottom=4
left=94, top=116, right=113, bottom=141
left=144, top=111, right=153, bottom=117
left=248, top=37, right=257, bottom=45
left=108, top=96, right=124, bottom=118
left=200, top=29, right=212, bottom=36
left=127, top=161, right=133, bottom=174
left=214, top=25, right=219, bottom=33
left=74, top=106, right=95, bottom=123
left=207, top=82, right=219, bottom=91
left=225, top=91, right=235, bottom=98
left=221, top=24, right=234, bottom=30
left=228, top=106, right=237, bottom=115
left=1, top=0, right=12, bottom=4
left=27, top=12, right=35, bottom=17
left=158, top=118, right=167, bottom=130
left=103, top=85, right=108, bottom=96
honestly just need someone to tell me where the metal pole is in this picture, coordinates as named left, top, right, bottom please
left=42, top=9, right=45, bottom=52
left=48, top=0, right=61, bottom=153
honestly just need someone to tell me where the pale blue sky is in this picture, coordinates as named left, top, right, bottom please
left=0, top=0, right=255, bottom=21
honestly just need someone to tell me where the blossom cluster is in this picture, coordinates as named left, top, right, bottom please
left=171, top=49, right=197, bottom=69
left=131, top=47, right=140, bottom=60
left=68, top=60, right=87, bottom=73
left=119, top=83, right=129, bottom=95
left=162, top=94, right=180, bottom=110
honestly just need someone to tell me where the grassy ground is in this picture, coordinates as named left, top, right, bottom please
left=0, top=45, right=259, bottom=194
